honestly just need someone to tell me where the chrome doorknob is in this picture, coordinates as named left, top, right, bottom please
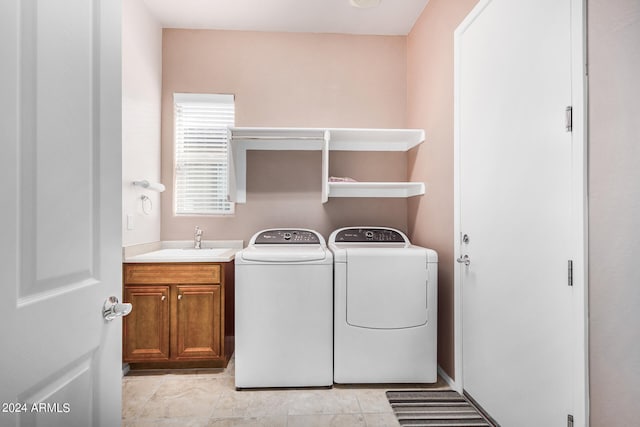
left=103, top=296, right=132, bottom=321
left=456, top=254, right=471, bottom=266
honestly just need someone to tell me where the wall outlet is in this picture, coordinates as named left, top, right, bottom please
left=127, top=214, right=134, bottom=230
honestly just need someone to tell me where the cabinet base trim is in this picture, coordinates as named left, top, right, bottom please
left=128, top=359, right=230, bottom=370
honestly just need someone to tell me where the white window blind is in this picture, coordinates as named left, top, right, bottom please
left=174, top=93, right=235, bottom=215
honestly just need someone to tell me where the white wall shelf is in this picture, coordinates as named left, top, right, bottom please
left=328, top=128, right=425, bottom=151
left=227, top=127, right=426, bottom=203
left=328, top=182, right=426, bottom=198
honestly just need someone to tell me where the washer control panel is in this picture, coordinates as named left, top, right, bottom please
left=254, top=229, right=320, bottom=244
left=333, top=228, right=406, bottom=243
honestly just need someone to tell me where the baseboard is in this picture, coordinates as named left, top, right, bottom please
left=437, top=365, right=457, bottom=390
left=122, top=363, right=130, bottom=377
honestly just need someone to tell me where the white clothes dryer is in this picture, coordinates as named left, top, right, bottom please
left=235, top=229, right=333, bottom=388
left=329, top=227, right=438, bottom=383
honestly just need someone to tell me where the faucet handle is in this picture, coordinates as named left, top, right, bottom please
left=194, top=226, right=203, bottom=249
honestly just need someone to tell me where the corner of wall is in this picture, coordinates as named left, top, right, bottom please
left=405, top=0, right=480, bottom=382
left=122, top=0, right=163, bottom=247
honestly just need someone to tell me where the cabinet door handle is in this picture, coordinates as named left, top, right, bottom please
left=161, top=295, right=166, bottom=301
left=178, top=294, right=182, bottom=300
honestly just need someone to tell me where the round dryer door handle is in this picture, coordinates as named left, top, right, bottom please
left=456, top=254, right=471, bottom=266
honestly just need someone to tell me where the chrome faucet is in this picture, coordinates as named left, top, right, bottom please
left=194, top=226, right=203, bottom=249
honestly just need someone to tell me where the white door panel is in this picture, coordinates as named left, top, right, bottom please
left=0, top=1, right=122, bottom=426
left=456, top=0, right=574, bottom=425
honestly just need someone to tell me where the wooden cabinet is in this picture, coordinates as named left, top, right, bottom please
left=174, top=285, right=221, bottom=360
left=122, top=262, right=234, bottom=369
left=123, top=286, right=170, bottom=362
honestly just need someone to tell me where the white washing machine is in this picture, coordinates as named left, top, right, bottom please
left=329, top=226, right=438, bottom=383
left=235, top=229, right=333, bottom=388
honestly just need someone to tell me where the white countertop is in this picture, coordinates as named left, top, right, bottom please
left=123, top=240, right=243, bottom=263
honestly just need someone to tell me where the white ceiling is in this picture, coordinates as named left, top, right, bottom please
left=142, top=0, right=430, bottom=36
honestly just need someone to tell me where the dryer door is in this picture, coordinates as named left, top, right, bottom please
left=345, top=248, right=428, bottom=329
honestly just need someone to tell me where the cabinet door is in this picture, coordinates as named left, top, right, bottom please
left=123, top=286, right=170, bottom=362
left=174, top=285, right=222, bottom=360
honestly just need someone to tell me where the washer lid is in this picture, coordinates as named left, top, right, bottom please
left=239, top=245, right=329, bottom=262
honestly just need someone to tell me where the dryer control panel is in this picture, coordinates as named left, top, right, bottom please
left=333, top=228, right=406, bottom=243
left=254, top=229, right=320, bottom=244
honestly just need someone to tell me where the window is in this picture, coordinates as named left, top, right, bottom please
left=174, top=93, right=235, bottom=215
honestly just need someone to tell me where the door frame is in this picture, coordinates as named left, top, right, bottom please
left=452, top=0, right=588, bottom=425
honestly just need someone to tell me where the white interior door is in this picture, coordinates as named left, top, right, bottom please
left=455, top=0, right=579, bottom=425
left=0, top=1, right=122, bottom=426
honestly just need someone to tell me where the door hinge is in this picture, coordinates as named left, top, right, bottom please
left=565, top=106, right=573, bottom=132
left=568, top=260, right=573, bottom=287
left=568, top=414, right=574, bottom=427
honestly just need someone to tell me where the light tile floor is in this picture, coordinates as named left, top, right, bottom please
left=122, top=356, right=450, bottom=427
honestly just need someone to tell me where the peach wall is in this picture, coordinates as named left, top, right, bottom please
left=588, top=0, right=640, bottom=423
left=161, top=29, right=409, bottom=244
left=122, top=0, right=162, bottom=246
left=406, top=0, right=479, bottom=379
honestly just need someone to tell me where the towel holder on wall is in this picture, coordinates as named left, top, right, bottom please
left=132, top=180, right=165, bottom=192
